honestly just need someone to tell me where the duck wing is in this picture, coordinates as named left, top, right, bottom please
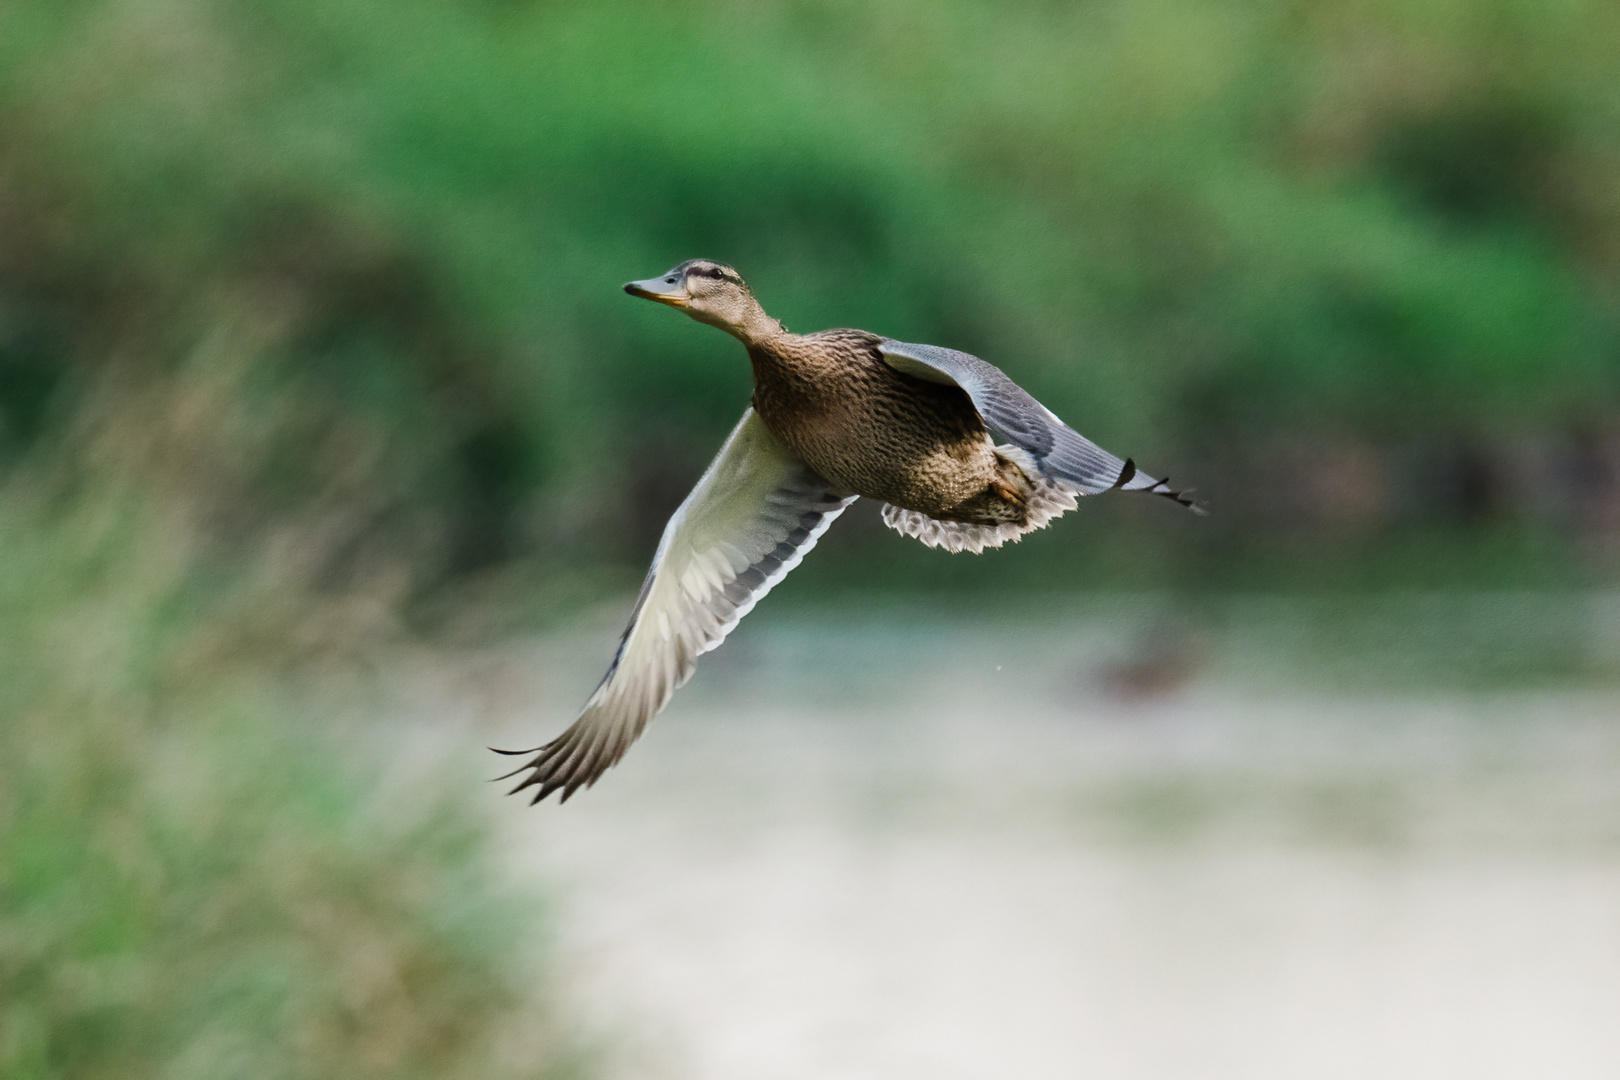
left=499, top=408, right=856, bottom=804
left=877, top=339, right=1201, bottom=511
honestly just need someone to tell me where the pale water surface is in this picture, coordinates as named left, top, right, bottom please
left=434, top=598, right=1620, bottom=1080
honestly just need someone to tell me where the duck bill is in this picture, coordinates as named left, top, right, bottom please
left=623, top=277, right=690, bottom=308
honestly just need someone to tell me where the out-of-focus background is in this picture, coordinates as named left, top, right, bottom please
left=5, top=1, right=1620, bottom=1077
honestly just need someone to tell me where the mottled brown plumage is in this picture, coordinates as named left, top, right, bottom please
left=748, top=328, right=1031, bottom=524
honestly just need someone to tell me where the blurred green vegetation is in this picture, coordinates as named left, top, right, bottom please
left=3, top=0, right=1619, bottom=611
left=0, top=483, right=587, bottom=1078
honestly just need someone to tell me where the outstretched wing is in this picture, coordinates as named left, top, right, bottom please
left=878, top=339, right=1201, bottom=511
left=499, top=409, right=856, bottom=804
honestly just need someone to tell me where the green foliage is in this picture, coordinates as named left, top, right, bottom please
left=2, top=0, right=1619, bottom=593
left=0, top=488, right=586, bottom=1080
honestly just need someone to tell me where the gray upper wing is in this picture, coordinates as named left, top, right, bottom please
left=499, top=409, right=856, bottom=804
left=878, top=339, right=1201, bottom=509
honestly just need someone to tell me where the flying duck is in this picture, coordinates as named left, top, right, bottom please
left=499, top=259, right=1200, bottom=803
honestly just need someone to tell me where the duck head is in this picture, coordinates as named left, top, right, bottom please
left=624, top=259, right=782, bottom=343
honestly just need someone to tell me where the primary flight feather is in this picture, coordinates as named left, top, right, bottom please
left=498, top=260, right=1201, bottom=803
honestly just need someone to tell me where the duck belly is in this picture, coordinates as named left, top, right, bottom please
left=790, top=417, right=1028, bottom=526
left=879, top=444, right=1083, bottom=553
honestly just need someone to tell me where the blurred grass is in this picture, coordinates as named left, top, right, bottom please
left=0, top=477, right=587, bottom=1079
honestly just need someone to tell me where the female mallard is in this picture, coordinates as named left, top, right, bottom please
left=500, top=259, right=1200, bottom=803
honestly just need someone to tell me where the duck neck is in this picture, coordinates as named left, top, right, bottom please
left=720, top=299, right=786, bottom=347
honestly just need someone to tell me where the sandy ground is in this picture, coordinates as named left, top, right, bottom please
left=437, top=604, right=1620, bottom=1080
